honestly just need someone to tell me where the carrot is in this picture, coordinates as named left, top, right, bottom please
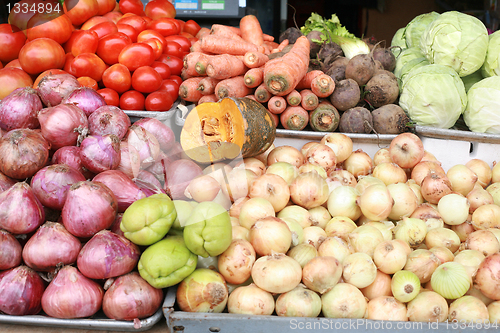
left=276, top=39, right=289, bottom=52
left=190, top=40, right=203, bottom=53
left=244, top=94, right=258, bottom=101
left=267, top=96, right=287, bottom=114
left=195, top=27, right=210, bottom=39
left=280, top=106, right=309, bottom=130
left=263, top=35, right=310, bottom=96
left=196, top=77, right=221, bottom=95
left=265, top=41, right=279, bottom=51
left=179, top=77, right=205, bottom=103
left=309, top=101, right=340, bottom=132
left=269, top=110, right=279, bottom=128
left=300, top=89, right=319, bottom=111
left=311, top=73, right=336, bottom=98
left=286, top=90, right=301, bottom=106
left=263, top=34, right=274, bottom=42
left=295, top=70, right=323, bottom=91
left=197, top=94, right=219, bottom=105
left=215, top=76, right=253, bottom=99
left=210, top=24, right=242, bottom=39
left=240, top=15, right=264, bottom=46
left=243, top=51, right=268, bottom=68
left=194, top=53, right=214, bottom=75
left=206, top=54, right=248, bottom=79
left=254, top=83, right=271, bottom=103
left=200, top=35, right=265, bottom=56
left=181, top=67, right=198, bottom=80
left=183, top=52, right=206, bottom=76
left=244, top=67, right=264, bottom=88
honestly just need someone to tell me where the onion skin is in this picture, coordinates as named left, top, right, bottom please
left=0, top=182, right=45, bottom=235
left=51, top=146, right=94, bottom=179
left=88, top=105, right=131, bottom=140
left=124, top=125, right=161, bottom=168
left=276, top=284, right=322, bottom=317
left=227, top=283, right=275, bottom=315
left=77, top=230, right=140, bottom=280
left=0, top=128, right=50, bottom=180
left=61, top=87, right=106, bottom=117
left=366, top=296, right=408, bottom=321
left=0, top=229, right=22, bottom=270
left=22, top=221, right=82, bottom=272
left=0, top=87, right=43, bottom=131
left=36, top=73, right=81, bottom=107
left=0, top=265, right=46, bottom=315
left=102, top=272, right=163, bottom=320
left=134, top=117, right=176, bottom=153
left=420, top=173, right=453, bottom=205
left=475, top=253, right=500, bottom=300
left=0, top=171, right=16, bottom=193
left=448, top=295, right=489, bottom=323
left=117, top=141, right=142, bottom=179
left=80, top=134, right=122, bottom=174
left=321, top=282, right=368, bottom=319
left=93, top=170, right=146, bottom=212
left=251, top=253, right=302, bottom=294
left=41, top=265, right=104, bottom=319
left=302, top=256, right=342, bottom=294
left=407, top=290, right=448, bottom=322
left=217, top=239, right=256, bottom=285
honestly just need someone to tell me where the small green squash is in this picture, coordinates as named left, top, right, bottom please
left=180, top=97, right=276, bottom=163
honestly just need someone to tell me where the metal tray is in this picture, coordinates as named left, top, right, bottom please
left=124, top=98, right=180, bottom=123
left=0, top=304, right=164, bottom=331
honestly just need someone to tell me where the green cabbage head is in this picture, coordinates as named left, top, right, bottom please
left=463, top=76, right=500, bottom=133
left=394, top=47, right=426, bottom=79
left=404, top=11, right=440, bottom=48
left=399, top=64, right=467, bottom=129
left=420, top=11, right=489, bottom=77
left=391, top=27, right=407, bottom=55
left=481, top=30, right=500, bottom=78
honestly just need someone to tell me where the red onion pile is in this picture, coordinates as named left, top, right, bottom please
left=0, top=87, right=42, bottom=131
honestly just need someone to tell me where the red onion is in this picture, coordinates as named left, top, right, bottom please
left=0, top=265, right=46, bottom=315
left=41, top=265, right=104, bottom=319
left=92, top=170, right=146, bottom=212
left=77, top=230, right=140, bottom=280
left=475, top=252, right=500, bottom=300
left=165, top=159, right=203, bottom=199
left=110, top=213, right=125, bottom=237
left=62, top=87, right=106, bottom=117
left=0, top=170, right=16, bottom=193
left=102, top=272, right=163, bottom=320
left=124, top=125, right=160, bottom=168
left=117, top=141, right=141, bottom=179
left=0, top=128, right=50, bottom=180
left=146, top=150, right=172, bottom=183
left=165, top=142, right=186, bottom=161
left=88, top=105, right=131, bottom=140
left=36, top=73, right=81, bottom=107
left=30, top=164, right=86, bottom=210
left=38, top=103, right=89, bottom=150
left=51, top=145, right=94, bottom=179
left=80, top=134, right=121, bottom=174
left=0, top=87, right=43, bottom=131
left=22, top=222, right=82, bottom=272
left=0, top=182, right=45, bottom=234
left=134, top=117, right=175, bottom=152
left=0, top=229, right=22, bottom=270
left=62, top=180, right=118, bottom=239
left=135, top=169, right=165, bottom=197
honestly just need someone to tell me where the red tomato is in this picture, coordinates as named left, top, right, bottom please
left=65, top=52, right=75, bottom=65
left=77, top=76, right=99, bottom=90
left=147, top=18, right=179, bottom=37
left=18, top=38, right=65, bottom=75
left=131, top=65, right=162, bottom=93
left=81, top=16, right=111, bottom=30
left=101, top=63, right=131, bottom=93
left=65, top=53, right=107, bottom=82
left=0, top=24, right=26, bottom=63
left=5, top=59, right=23, bottom=69
left=157, top=54, right=183, bottom=76
left=118, top=43, right=155, bottom=72
left=65, top=0, right=100, bottom=26
left=8, top=0, right=49, bottom=32
left=97, top=87, right=120, bottom=106
left=0, top=67, right=33, bottom=99
left=116, top=23, right=138, bottom=42
left=164, top=35, right=191, bottom=53
left=119, top=0, right=145, bottom=16
left=151, top=61, right=171, bottom=79
left=137, top=29, right=166, bottom=47
left=183, top=19, right=201, bottom=37
left=162, top=40, right=183, bottom=57
left=33, top=68, right=68, bottom=88
left=142, top=16, right=153, bottom=24
left=96, top=32, right=132, bottom=65
left=141, top=38, right=163, bottom=60
left=89, top=21, right=118, bottom=39
left=145, top=90, right=174, bottom=111
left=145, top=0, right=176, bottom=20
left=120, top=90, right=145, bottom=110
left=103, top=11, right=123, bottom=24
left=117, top=14, right=147, bottom=33
left=26, top=11, right=73, bottom=45
left=64, top=30, right=99, bottom=56
left=158, top=78, right=179, bottom=101
left=96, top=0, right=116, bottom=16
left=169, top=74, right=182, bottom=87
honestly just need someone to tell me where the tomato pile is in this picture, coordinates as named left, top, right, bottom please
left=0, top=0, right=201, bottom=111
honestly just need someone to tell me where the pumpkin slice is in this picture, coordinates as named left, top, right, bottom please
left=180, top=97, right=276, bottom=164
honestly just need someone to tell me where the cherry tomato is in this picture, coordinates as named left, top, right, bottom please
left=119, top=0, right=145, bottom=16
left=118, top=43, right=155, bottom=71
left=97, top=87, right=120, bottom=106
left=157, top=54, right=183, bottom=76
left=0, top=67, right=33, bottom=99
left=117, top=15, right=147, bottom=34
left=145, top=90, right=174, bottom=111
left=137, top=29, right=166, bottom=47
left=145, top=0, right=176, bottom=20
left=81, top=16, right=111, bottom=30
left=65, top=0, right=100, bottom=26
left=89, top=21, right=118, bottom=39
left=131, top=65, right=162, bottom=93
left=77, top=76, right=99, bottom=90
left=141, top=38, right=163, bottom=60
left=65, top=53, right=107, bottom=82
left=164, top=35, right=190, bottom=53
left=162, top=40, right=184, bottom=58
left=101, top=63, right=131, bottom=93
left=120, top=90, right=145, bottom=110
left=18, top=38, right=65, bottom=75
left=116, top=23, right=138, bottom=42
left=147, top=18, right=179, bottom=37
left=158, top=78, right=179, bottom=101
left=183, top=19, right=201, bottom=37
left=96, top=0, right=116, bottom=16
left=151, top=61, right=171, bottom=79
left=0, top=24, right=26, bottom=63
left=64, top=30, right=99, bottom=56
left=169, top=74, right=182, bottom=87
left=96, top=32, right=132, bottom=65
left=33, top=68, right=68, bottom=88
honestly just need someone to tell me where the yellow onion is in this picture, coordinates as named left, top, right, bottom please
left=265, top=161, right=299, bottom=186
left=466, top=159, right=492, bottom=188
left=229, top=197, right=250, bottom=218
left=360, top=270, right=393, bottom=300
left=275, top=284, right=322, bottom=317
left=327, top=186, right=361, bottom=221
left=289, top=171, right=330, bottom=209
left=308, top=206, right=331, bottom=229
left=298, top=163, right=327, bottom=178
left=347, top=225, right=384, bottom=257
left=320, top=132, right=353, bottom=163
left=489, top=228, right=500, bottom=244
left=230, top=216, right=239, bottom=226
left=280, top=217, right=304, bottom=247
left=454, top=250, right=485, bottom=279
left=238, top=197, right=275, bottom=230
left=251, top=253, right=302, bottom=294
left=448, top=295, right=489, bottom=323
left=421, top=173, right=453, bottom=204
left=372, top=162, right=407, bottom=186
left=471, top=204, right=500, bottom=230
left=217, top=239, right=256, bottom=285
left=446, top=164, right=478, bottom=196
left=232, top=225, right=249, bottom=241
left=235, top=157, right=266, bottom=177
left=421, top=150, right=439, bottom=162
left=227, top=283, right=274, bottom=315
left=249, top=217, right=292, bottom=256
left=267, top=145, right=304, bottom=168
left=466, top=285, right=494, bottom=306
left=486, top=182, right=500, bottom=206
left=317, top=236, right=352, bottom=264
left=300, top=141, right=320, bottom=156
left=373, top=240, right=409, bottom=274
left=407, top=179, right=424, bottom=205
left=342, top=252, right=377, bottom=289
left=431, top=262, right=471, bottom=299
left=287, top=243, right=317, bottom=268
left=203, top=163, right=232, bottom=187
left=366, top=296, right=408, bottom=321
left=304, top=143, right=337, bottom=172
left=324, top=216, right=357, bottom=240
left=424, top=227, right=461, bottom=253
left=277, top=205, right=311, bottom=228
left=302, top=226, right=327, bottom=249
left=387, top=182, right=418, bottom=221
left=355, top=175, right=385, bottom=195
left=411, top=160, right=446, bottom=186
left=343, top=149, right=373, bottom=178
left=356, top=184, right=394, bottom=222
left=393, top=239, right=412, bottom=255
left=488, top=301, right=500, bottom=323
left=373, top=148, right=392, bottom=166
left=429, top=246, right=455, bottom=264
left=462, top=230, right=500, bottom=257
left=467, top=187, right=494, bottom=214
left=437, top=193, right=470, bottom=226
left=249, top=173, right=290, bottom=212
left=451, top=221, right=475, bottom=242
left=474, top=252, right=500, bottom=300
left=407, top=291, right=448, bottom=322
left=221, top=168, right=258, bottom=202
left=493, top=161, right=500, bottom=183
left=391, top=270, right=420, bottom=303
left=321, top=283, right=367, bottom=318
left=404, top=249, right=440, bottom=283
left=184, top=174, right=221, bottom=202
left=393, top=217, right=427, bottom=248
left=410, top=203, right=444, bottom=231
left=388, top=132, right=425, bottom=169
left=302, top=256, right=342, bottom=294
left=362, top=221, right=394, bottom=241
left=254, top=143, right=275, bottom=165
